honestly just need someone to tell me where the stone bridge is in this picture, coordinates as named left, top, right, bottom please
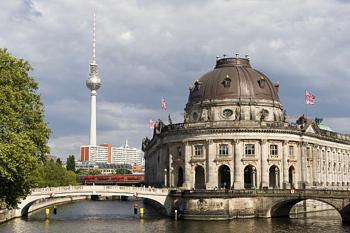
left=16, top=185, right=171, bottom=217
left=15, top=187, right=350, bottom=223
left=169, top=189, right=350, bottom=223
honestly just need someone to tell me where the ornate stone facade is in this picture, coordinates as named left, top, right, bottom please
left=143, top=57, right=350, bottom=190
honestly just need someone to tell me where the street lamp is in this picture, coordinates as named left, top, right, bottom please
left=164, top=168, right=168, bottom=187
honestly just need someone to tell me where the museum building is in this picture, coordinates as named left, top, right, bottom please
left=142, top=56, right=350, bottom=190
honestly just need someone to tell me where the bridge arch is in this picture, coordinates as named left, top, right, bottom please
left=17, top=186, right=170, bottom=217
left=268, top=198, right=342, bottom=219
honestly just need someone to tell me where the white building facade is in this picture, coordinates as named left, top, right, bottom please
left=112, top=141, right=144, bottom=165
left=143, top=56, right=350, bottom=189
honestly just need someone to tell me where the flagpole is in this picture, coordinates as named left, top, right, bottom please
left=161, top=96, right=163, bottom=122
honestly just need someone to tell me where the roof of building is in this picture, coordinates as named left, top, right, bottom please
left=187, top=57, right=280, bottom=104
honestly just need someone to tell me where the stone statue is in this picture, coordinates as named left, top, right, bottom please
left=201, top=109, right=208, bottom=121
left=184, top=111, right=189, bottom=123
left=259, top=109, right=269, bottom=122
left=296, top=114, right=307, bottom=125
left=155, top=119, right=164, bottom=134
left=142, top=137, right=150, bottom=152
left=235, top=107, right=241, bottom=121
left=282, top=110, right=287, bottom=122
left=168, top=114, right=173, bottom=126
left=315, top=117, right=323, bottom=125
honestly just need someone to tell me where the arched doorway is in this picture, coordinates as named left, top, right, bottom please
left=218, top=165, right=231, bottom=189
left=244, top=165, right=256, bottom=189
left=177, top=167, right=184, bottom=187
left=289, top=166, right=295, bottom=188
left=269, top=165, right=280, bottom=188
left=195, top=166, right=205, bottom=189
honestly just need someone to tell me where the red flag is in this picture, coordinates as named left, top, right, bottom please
left=305, top=90, right=315, bottom=105
left=160, top=96, right=167, bottom=110
left=149, top=120, right=156, bottom=129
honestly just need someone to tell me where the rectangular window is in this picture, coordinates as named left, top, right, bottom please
left=270, top=145, right=278, bottom=156
left=194, top=145, right=203, bottom=156
left=289, top=146, right=294, bottom=157
left=245, top=144, right=255, bottom=156
left=177, top=146, right=182, bottom=156
left=219, top=144, right=229, bottom=156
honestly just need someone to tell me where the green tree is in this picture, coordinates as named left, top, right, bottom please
left=66, top=155, right=76, bottom=172
left=56, top=158, right=62, bottom=166
left=0, top=49, right=51, bottom=208
left=114, top=168, right=132, bottom=174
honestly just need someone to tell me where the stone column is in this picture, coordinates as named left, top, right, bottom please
left=233, top=139, right=243, bottom=189
left=169, top=148, right=174, bottom=187
left=282, top=141, right=289, bottom=189
left=325, top=147, right=329, bottom=186
left=207, top=140, right=216, bottom=189
left=300, top=142, right=308, bottom=188
left=312, top=145, right=318, bottom=187
left=260, top=139, right=268, bottom=189
left=184, top=142, right=192, bottom=189
left=252, top=166, right=257, bottom=188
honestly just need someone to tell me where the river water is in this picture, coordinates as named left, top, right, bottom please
left=1, top=199, right=350, bottom=233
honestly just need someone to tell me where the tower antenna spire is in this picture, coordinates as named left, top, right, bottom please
left=92, top=11, right=96, bottom=64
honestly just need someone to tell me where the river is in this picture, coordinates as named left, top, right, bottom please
left=0, top=199, right=349, bottom=233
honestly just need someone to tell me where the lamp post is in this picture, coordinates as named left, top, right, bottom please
left=164, top=168, right=168, bottom=187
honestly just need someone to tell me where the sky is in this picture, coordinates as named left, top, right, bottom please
left=1, top=0, right=350, bottom=159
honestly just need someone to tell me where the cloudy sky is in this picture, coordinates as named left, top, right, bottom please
left=1, top=0, right=350, bottom=159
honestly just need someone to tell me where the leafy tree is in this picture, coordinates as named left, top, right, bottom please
left=66, top=155, right=76, bottom=172
left=76, top=169, right=101, bottom=176
left=0, top=49, right=51, bottom=208
left=56, top=158, right=62, bottom=166
left=30, top=159, right=77, bottom=187
left=114, top=168, right=132, bottom=174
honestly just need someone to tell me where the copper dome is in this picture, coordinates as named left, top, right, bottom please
left=188, top=57, right=280, bottom=104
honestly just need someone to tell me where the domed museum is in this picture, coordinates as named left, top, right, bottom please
left=142, top=56, right=350, bottom=191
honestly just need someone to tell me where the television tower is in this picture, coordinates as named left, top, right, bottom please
left=86, top=12, right=101, bottom=146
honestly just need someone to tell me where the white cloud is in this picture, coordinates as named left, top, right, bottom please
left=1, top=0, right=350, bottom=158
left=120, top=31, right=133, bottom=42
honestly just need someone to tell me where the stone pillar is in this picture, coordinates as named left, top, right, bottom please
left=233, top=139, right=243, bottom=189
left=169, top=148, right=174, bottom=187
left=207, top=140, right=216, bottom=189
left=252, top=166, right=256, bottom=188
left=184, top=142, right=192, bottom=189
left=312, top=145, right=318, bottom=187
left=260, top=139, right=268, bottom=189
left=325, top=147, right=329, bottom=186
left=282, top=141, right=289, bottom=189
left=300, top=142, right=308, bottom=188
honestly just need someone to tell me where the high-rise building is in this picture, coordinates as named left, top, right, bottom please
left=111, top=140, right=144, bottom=165
left=86, top=13, right=101, bottom=147
left=80, top=141, right=143, bottom=165
left=80, top=144, right=111, bottom=163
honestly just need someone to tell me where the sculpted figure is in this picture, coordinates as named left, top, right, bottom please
left=142, top=137, right=150, bottom=152
left=259, top=109, right=269, bottom=122
left=201, top=109, right=208, bottom=121
left=235, top=107, right=241, bottom=121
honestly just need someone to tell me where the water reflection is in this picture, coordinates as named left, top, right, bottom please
left=0, top=200, right=350, bottom=233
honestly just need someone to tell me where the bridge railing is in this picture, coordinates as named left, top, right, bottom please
left=30, top=185, right=169, bottom=195
left=170, top=188, right=350, bottom=198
